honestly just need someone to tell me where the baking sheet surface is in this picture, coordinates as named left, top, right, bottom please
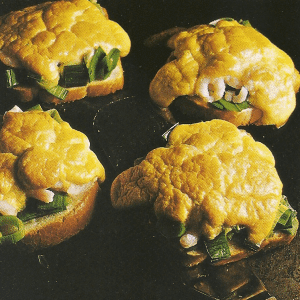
left=0, top=1, right=300, bottom=299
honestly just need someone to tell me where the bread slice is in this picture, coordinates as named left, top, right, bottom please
left=171, top=95, right=264, bottom=127
left=19, top=180, right=99, bottom=251
left=10, top=60, right=124, bottom=104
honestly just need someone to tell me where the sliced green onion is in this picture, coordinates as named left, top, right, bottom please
left=62, top=64, right=88, bottom=88
left=5, top=46, right=119, bottom=99
left=221, top=17, right=234, bottom=22
left=210, top=101, right=224, bottom=110
left=86, top=47, right=107, bottom=82
left=6, top=69, right=19, bottom=88
left=156, top=217, right=186, bottom=238
left=85, top=46, right=120, bottom=82
left=43, top=85, right=68, bottom=101
left=277, top=208, right=292, bottom=227
left=5, top=68, right=68, bottom=100
left=204, top=231, right=231, bottom=262
left=275, top=209, right=297, bottom=230
left=46, top=109, right=64, bottom=124
left=105, top=48, right=121, bottom=79
left=280, top=215, right=299, bottom=236
left=27, top=104, right=43, bottom=111
left=239, top=19, right=252, bottom=27
left=0, top=216, right=25, bottom=244
left=269, top=196, right=298, bottom=236
left=18, top=194, right=70, bottom=222
left=273, top=200, right=290, bottom=226
left=38, top=193, right=69, bottom=212
left=280, top=195, right=290, bottom=206
left=30, top=73, right=68, bottom=101
left=26, top=105, right=63, bottom=124
left=211, top=99, right=251, bottom=112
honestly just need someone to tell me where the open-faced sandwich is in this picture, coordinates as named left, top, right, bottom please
left=0, top=105, right=105, bottom=250
left=111, top=119, right=298, bottom=267
left=147, top=18, right=300, bottom=128
left=0, top=0, right=131, bottom=104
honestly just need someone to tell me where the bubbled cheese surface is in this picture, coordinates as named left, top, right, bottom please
left=0, top=153, right=27, bottom=212
left=111, top=120, right=283, bottom=245
left=0, top=0, right=131, bottom=85
left=0, top=111, right=105, bottom=195
left=149, top=19, right=300, bottom=127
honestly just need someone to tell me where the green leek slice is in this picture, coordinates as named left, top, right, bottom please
left=6, top=69, right=19, bottom=88
left=46, top=109, right=64, bottom=124
left=37, top=194, right=69, bottom=212
left=204, top=231, right=231, bottom=262
left=221, top=17, right=234, bottom=22
left=211, top=98, right=251, bottom=112
left=86, top=47, right=106, bottom=82
left=105, top=48, right=121, bottom=79
left=62, top=64, right=88, bottom=88
left=239, top=19, right=252, bottom=27
left=27, top=104, right=43, bottom=111
left=27, top=104, right=64, bottom=124
left=281, top=215, right=299, bottom=236
left=38, top=82, right=68, bottom=101
left=85, top=46, right=120, bottom=82
left=7, top=70, right=69, bottom=101
left=203, top=196, right=297, bottom=261
left=0, top=216, right=25, bottom=244
left=18, top=194, right=70, bottom=222
left=5, top=46, right=119, bottom=100
left=277, top=208, right=292, bottom=227
left=268, top=196, right=298, bottom=237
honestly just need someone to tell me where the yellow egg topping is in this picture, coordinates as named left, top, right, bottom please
left=111, top=120, right=283, bottom=245
left=0, top=109, right=105, bottom=215
left=0, top=0, right=131, bottom=85
left=149, top=19, right=300, bottom=127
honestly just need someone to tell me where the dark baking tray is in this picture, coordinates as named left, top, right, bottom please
left=0, top=1, right=300, bottom=299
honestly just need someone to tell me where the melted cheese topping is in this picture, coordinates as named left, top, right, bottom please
left=149, top=19, right=300, bottom=127
left=0, top=0, right=131, bottom=85
left=0, top=153, right=26, bottom=213
left=0, top=111, right=105, bottom=196
left=111, top=120, right=283, bottom=245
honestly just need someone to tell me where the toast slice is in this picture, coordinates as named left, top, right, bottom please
left=19, top=180, right=99, bottom=251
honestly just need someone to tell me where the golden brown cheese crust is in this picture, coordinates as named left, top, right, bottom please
left=149, top=19, right=300, bottom=127
left=0, top=153, right=26, bottom=212
left=111, top=120, right=283, bottom=245
left=0, top=0, right=131, bottom=85
left=0, top=110, right=105, bottom=197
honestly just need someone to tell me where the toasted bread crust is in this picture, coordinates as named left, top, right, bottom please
left=20, top=180, right=99, bottom=251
